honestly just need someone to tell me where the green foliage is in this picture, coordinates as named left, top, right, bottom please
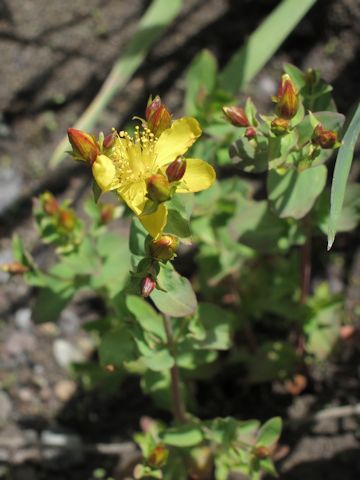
left=328, top=102, right=360, bottom=248
left=151, top=263, right=197, bottom=318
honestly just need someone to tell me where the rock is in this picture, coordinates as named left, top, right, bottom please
left=54, top=380, right=76, bottom=402
left=17, top=387, right=34, bottom=403
left=0, top=248, right=12, bottom=283
left=6, top=332, right=36, bottom=357
left=38, top=322, right=60, bottom=336
left=41, top=429, right=84, bottom=467
left=0, top=391, right=12, bottom=423
left=58, top=309, right=80, bottom=335
left=14, top=308, right=33, bottom=331
left=0, top=165, right=22, bottom=214
left=52, top=339, right=84, bottom=369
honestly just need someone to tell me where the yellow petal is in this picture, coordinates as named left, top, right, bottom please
left=92, top=155, right=117, bottom=192
left=177, top=158, right=216, bottom=193
left=140, top=204, right=168, bottom=238
left=155, top=118, right=202, bottom=167
left=118, top=180, right=147, bottom=215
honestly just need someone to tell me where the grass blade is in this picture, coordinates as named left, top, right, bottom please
left=49, top=0, right=183, bottom=167
left=327, top=102, right=360, bottom=250
left=219, top=0, right=317, bottom=93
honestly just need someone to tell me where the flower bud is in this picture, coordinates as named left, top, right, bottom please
left=58, top=208, right=76, bottom=232
left=100, top=203, right=115, bottom=224
left=150, top=235, right=178, bottom=261
left=146, top=174, right=173, bottom=203
left=146, top=96, right=172, bottom=137
left=222, top=106, right=249, bottom=127
left=312, top=124, right=338, bottom=149
left=41, top=192, right=59, bottom=215
left=254, top=446, right=271, bottom=459
left=103, top=131, right=116, bottom=149
left=271, top=118, right=289, bottom=136
left=166, top=156, right=186, bottom=182
left=1, top=261, right=29, bottom=275
left=274, top=74, right=299, bottom=119
left=148, top=444, right=169, bottom=468
left=67, top=128, right=100, bottom=164
left=141, top=276, right=156, bottom=298
left=245, top=126, right=256, bottom=139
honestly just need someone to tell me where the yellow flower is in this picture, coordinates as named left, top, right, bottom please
left=91, top=117, right=215, bottom=237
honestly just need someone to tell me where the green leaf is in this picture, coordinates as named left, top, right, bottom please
left=256, top=417, right=282, bottom=447
left=49, top=0, right=184, bottom=167
left=219, top=0, right=316, bottom=93
left=32, top=288, right=72, bottom=323
left=126, top=295, right=165, bottom=340
left=247, top=342, right=299, bottom=383
left=192, top=303, right=234, bottom=350
left=141, top=349, right=174, bottom=371
left=313, top=183, right=360, bottom=235
left=328, top=102, right=360, bottom=249
left=93, top=233, right=130, bottom=297
left=267, top=166, right=327, bottom=219
left=92, top=181, right=102, bottom=203
left=151, top=263, right=197, bottom=318
left=230, top=136, right=269, bottom=173
left=129, top=218, right=148, bottom=256
left=185, top=49, right=218, bottom=116
left=162, top=424, right=204, bottom=447
left=305, top=301, right=342, bottom=360
left=230, top=199, right=289, bottom=253
left=99, top=326, right=136, bottom=368
left=165, top=209, right=191, bottom=238
left=259, top=457, right=277, bottom=477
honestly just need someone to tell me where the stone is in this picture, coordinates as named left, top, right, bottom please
left=54, top=380, right=76, bottom=402
left=0, top=391, right=12, bottom=423
left=52, top=339, right=84, bottom=369
left=14, top=308, right=33, bottom=331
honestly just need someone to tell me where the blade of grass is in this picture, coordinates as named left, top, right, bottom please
left=327, top=102, right=360, bottom=250
left=219, top=0, right=317, bottom=94
left=49, top=0, right=183, bottom=168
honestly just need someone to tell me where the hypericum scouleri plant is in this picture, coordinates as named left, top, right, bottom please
left=4, top=65, right=356, bottom=478
left=3, top=98, right=283, bottom=479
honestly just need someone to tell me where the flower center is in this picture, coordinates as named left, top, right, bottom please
left=111, top=125, right=159, bottom=185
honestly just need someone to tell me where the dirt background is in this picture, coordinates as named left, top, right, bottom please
left=0, top=0, right=360, bottom=479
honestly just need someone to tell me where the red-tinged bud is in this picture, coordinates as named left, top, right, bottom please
left=271, top=117, right=289, bottom=136
left=41, top=192, right=59, bottom=215
left=58, top=208, right=76, bottom=231
left=312, top=124, right=338, bottom=149
left=150, top=235, right=178, bottom=261
left=141, top=276, right=156, bottom=298
left=166, top=156, right=186, bottom=182
left=245, top=126, right=256, bottom=139
left=148, top=444, right=169, bottom=468
left=222, top=106, right=249, bottom=127
left=1, top=261, right=29, bottom=275
left=100, top=203, right=115, bottom=224
left=274, top=74, right=299, bottom=119
left=146, top=174, right=173, bottom=203
left=67, top=128, right=100, bottom=164
left=146, top=96, right=172, bottom=137
left=103, top=131, right=116, bottom=149
left=254, top=446, right=271, bottom=459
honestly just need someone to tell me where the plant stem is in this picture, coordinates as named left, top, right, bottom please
left=163, top=315, right=187, bottom=423
left=300, top=216, right=312, bottom=305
